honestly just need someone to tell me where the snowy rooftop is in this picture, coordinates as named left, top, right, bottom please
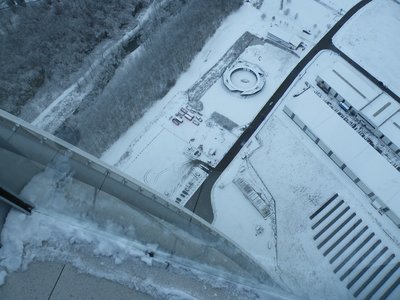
left=333, top=0, right=400, bottom=96
left=349, top=148, right=400, bottom=214
left=267, top=27, right=302, bottom=48
left=318, top=61, right=381, bottom=111
left=289, top=89, right=334, bottom=128
left=286, top=90, right=400, bottom=219
left=379, top=111, right=400, bottom=150
left=289, top=89, right=368, bottom=162
left=360, top=93, right=400, bottom=128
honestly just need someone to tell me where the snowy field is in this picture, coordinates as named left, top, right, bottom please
left=102, top=0, right=350, bottom=206
left=109, top=40, right=300, bottom=204
left=271, top=0, right=346, bottom=41
left=333, top=0, right=400, bottom=96
left=317, top=0, right=361, bottom=12
left=1, top=1, right=377, bottom=298
left=211, top=50, right=400, bottom=299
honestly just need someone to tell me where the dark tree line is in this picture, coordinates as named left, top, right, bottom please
left=0, top=0, right=243, bottom=157
left=0, top=0, right=151, bottom=115
left=68, top=0, right=243, bottom=157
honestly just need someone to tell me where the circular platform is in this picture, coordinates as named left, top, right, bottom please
left=223, top=61, right=265, bottom=96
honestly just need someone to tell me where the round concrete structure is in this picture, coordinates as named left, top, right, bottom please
left=223, top=61, right=265, bottom=96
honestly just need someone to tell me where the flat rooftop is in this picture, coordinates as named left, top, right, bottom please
left=360, top=93, right=400, bottom=128
left=268, top=26, right=302, bottom=48
left=285, top=89, right=400, bottom=222
left=380, top=110, right=400, bottom=150
left=318, top=61, right=382, bottom=111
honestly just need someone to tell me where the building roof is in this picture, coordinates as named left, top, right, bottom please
left=268, top=27, right=302, bottom=48
left=379, top=110, right=400, bottom=150
left=360, top=93, right=400, bottom=128
left=285, top=90, right=400, bottom=219
left=288, top=90, right=334, bottom=128
left=318, top=61, right=382, bottom=111
left=316, top=112, right=368, bottom=162
left=349, top=148, right=400, bottom=209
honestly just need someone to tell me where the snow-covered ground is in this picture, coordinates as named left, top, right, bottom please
left=316, top=0, right=361, bottom=12
left=3, top=1, right=381, bottom=298
left=333, top=0, right=400, bottom=96
left=0, top=163, right=290, bottom=299
left=211, top=50, right=400, bottom=299
left=102, top=0, right=350, bottom=206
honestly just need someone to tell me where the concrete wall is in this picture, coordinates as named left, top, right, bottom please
left=0, top=148, right=43, bottom=193
left=0, top=147, right=43, bottom=235
left=0, top=109, right=274, bottom=285
left=0, top=201, right=9, bottom=246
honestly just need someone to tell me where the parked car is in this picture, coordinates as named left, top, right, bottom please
left=172, top=117, right=183, bottom=125
left=185, top=113, right=194, bottom=121
left=339, top=101, right=351, bottom=112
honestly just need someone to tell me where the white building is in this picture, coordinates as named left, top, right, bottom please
left=379, top=111, right=400, bottom=154
left=283, top=89, right=400, bottom=228
left=316, top=62, right=382, bottom=112
left=359, top=93, right=400, bottom=132
left=267, top=27, right=302, bottom=50
left=358, top=93, right=400, bottom=153
left=316, top=61, right=400, bottom=155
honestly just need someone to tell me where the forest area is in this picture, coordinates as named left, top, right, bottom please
left=0, top=0, right=153, bottom=115
left=66, top=0, right=243, bottom=156
left=0, top=0, right=243, bottom=157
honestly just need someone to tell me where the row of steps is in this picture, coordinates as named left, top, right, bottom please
left=310, top=194, right=400, bottom=299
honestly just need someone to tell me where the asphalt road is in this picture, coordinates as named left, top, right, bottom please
left=185, top=0, right=374, bottom=223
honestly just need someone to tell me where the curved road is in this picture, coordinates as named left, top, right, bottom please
left=185, top=0, right=375, bottom=223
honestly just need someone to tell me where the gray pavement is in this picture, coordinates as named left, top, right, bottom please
left=0, top=262, right=153, bottom=300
